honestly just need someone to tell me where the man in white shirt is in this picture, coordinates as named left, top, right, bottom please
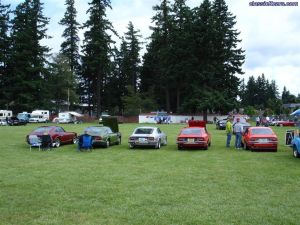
left=233, top=118, right=243, bottom=149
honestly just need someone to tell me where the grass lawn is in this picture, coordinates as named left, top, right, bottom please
left=0, top=122, right=300, bottom=225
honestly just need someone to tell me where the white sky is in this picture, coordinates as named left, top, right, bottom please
left=6, top=0, right=300, bottom=96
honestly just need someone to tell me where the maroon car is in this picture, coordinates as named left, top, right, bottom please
left=275, top=121, right=296, bottom=127
left=26, top=126, right=77, bottom=148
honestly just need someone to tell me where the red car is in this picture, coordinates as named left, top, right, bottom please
left=27, top=126, right=77, bottom=148
left=177, top=120, right=211, bottom=150
left=242, top=127, right=278, bottom=152
left=275, top=121, right=296, bottom=127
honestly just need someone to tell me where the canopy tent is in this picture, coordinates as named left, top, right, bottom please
left=290, top=109, right=300, bottom=116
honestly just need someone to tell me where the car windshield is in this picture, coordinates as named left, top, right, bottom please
left=34, top=127, right=52, bottom=133
left=181, top=128, right=203, bottom=135
left=134, top=128, right=154, bottom=134
left=84, top=127, right=106, bottom=136
left=251, top=128, right=273, bottom=135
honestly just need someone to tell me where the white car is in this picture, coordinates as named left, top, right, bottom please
left=128, top=126, right=167, bottom=149
left=0, top=119, right=7, bottom=126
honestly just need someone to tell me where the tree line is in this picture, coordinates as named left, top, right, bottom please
left=0, top=0, right=297, bottom=117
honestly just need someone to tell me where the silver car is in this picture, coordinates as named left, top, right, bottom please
left=128, top=126, right=167, bottom=149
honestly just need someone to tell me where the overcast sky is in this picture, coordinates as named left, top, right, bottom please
left=7, top=0, right=300, bottom=96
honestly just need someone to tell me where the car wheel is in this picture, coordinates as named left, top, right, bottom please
left=117, top=137, right=121, bottom=145
left=293, top=146, right=299, bottom=158
left=163, top=137, right=167, bottom=146
left=54, top=138, right=61, bottom=148
left=105, top=139, right=110, bottom=148
left=129, top=143, right=135, bottom=149
left=155, top=140, right=161, bottom=149
left=178, top=145, right=183, bottom=150
left=72, top=136, right=78, bottom=144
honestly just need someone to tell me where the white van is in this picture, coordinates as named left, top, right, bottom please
left=0, top=110, right=13, bottom=119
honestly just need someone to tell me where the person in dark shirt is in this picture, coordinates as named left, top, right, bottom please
left=41, top=132, right=53, bottom=150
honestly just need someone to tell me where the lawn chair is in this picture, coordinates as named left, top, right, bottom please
left=78, top=134, right=93, bottom=151
left=41, top=133, right=53, bottom=151
left=28, top=135, right=42, bottom=151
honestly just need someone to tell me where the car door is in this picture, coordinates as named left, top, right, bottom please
left=55, top=127, right=70, bottom=143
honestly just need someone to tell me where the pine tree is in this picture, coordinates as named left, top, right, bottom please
left=211, top=0, right=245, bottom=102
left=7, top=0, right=51, bottom=112
left=123, top=21, right=142, bottom=93
left=0, top=2, right=11, bottom=108
left=59, top=0, right=80, bottom=75
left=81, top=0, right=115, bottom=116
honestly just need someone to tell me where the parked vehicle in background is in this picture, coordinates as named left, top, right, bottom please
left=83, top=126, right=121, bottom=148
left=216, top=118, right=227, bottom=130
left=232, top=115, right=251, bottom=133
left=55, top=112, right=83, bottom=124
left=274, top=120, right=296, bottom=127
left=31, top=110, right=50, bottom=121
left=17, top=112, right=31, bottom=123
left=98, top=112, right=110, bottom=124
left=177, top=120, right=211, bottom=150
left=0, top=110, right=12, bottom=120
left=291, top=135, right=300, bottom=158
left=242, top=127, right=278, bottom=152
left=8, top=117, right=27, bottom=126
left=29, top=114, right=47, bottom=123
left=0, top=119, right=7, bottom=126
left=26, top=126, right=77, bottom=148
left=128, top=126, right=167, bottom=149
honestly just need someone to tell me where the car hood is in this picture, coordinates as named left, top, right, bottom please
left=131, top=134, right=154, bottom=137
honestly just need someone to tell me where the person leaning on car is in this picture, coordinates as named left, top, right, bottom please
left=233, top=118, right=243, bottom=149
left=225, top=117, right=233, bottom=148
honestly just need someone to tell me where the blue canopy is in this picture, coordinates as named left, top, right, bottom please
left=291, top=109, right=300, bottom=116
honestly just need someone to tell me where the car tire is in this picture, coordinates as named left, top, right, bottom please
left=163, top=137, right=167, bottom=146
left=105, top=139, right=110, bottom=148
left=178, top=145, right=183, bottom=150
left=129, top=143, right=135, bottom=149
left=293, top=146, right=299, bottom=158
left=54, top=138, right=61, bottom=148
left=117, top=137, right=121, bottom=145
left=72, top=137, right=78, bottom=144
left=155, top=140, right=161, bottom=149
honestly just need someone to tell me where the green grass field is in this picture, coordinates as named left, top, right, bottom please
left=0, top=123, right=299, bottom=225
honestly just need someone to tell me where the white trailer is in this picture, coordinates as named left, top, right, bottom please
left=0, top=110, right=13, bottom=119
left=57, top=111, right=83, bottom=124
left=31, top=110, right=50, bottom=121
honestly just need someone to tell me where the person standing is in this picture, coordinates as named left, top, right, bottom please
left=225, top=118, right=233, bottom=148
left=234, top=118, right=243, bottom=149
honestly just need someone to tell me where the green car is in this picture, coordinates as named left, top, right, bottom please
left=84, top=126, right=121, bottom=148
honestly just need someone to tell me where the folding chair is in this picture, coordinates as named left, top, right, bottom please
left=80, top=134, right=93, bottom=151
left=28, top=135, right=42, bottom=151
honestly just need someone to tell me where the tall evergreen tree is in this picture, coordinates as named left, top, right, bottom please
left=0, top=2, right=11, bottom=108
left=7, top=0, right=50, bottom=112
left=81, top=0, right=115, bottom=116
left=123, top=21, right=142, bottom=93
left=141, top=0, right=173, bottom=112
left=211, top=0, right=245, bottom=105
left=59, top=0, right=80, bottom=75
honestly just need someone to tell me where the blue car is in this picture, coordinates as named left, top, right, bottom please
left=292, top=136, right=300, bottom=158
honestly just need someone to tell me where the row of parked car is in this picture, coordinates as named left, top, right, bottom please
left=27, top=120, right=288, bottom=154
left=26, top=120, right=212, bottom=151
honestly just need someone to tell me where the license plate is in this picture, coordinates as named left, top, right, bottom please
left=188, top=138, right=195, bottom=143
left=258, top=139, right=268, bottom=143
left=138, top=138, right=148, bottom=143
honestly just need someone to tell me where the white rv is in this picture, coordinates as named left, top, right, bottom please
left=57, top=112, right=83, bottom=124
left=0, top=110, right=13, bottom=119
left=29, top=110, right=50, bottom=123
